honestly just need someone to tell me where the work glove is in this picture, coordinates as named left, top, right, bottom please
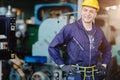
left=61, top=65, right=76, bottom=74
left=97, top=64, right=107, bottom=78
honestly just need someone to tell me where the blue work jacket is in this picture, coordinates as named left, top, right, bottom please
left=48, top=19, right=112, bottom=66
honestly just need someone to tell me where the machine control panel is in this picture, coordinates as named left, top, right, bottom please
left=0, top=16, right=16, bottom=60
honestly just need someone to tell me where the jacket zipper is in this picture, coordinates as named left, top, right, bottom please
left=73, top=37, right=84, bottom=51
left=85, top=30, right=96, bottom=66
left=89, top=41, right=92, bottom=66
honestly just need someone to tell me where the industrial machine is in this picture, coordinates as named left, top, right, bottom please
left=34, top=2, right=77, bottom=25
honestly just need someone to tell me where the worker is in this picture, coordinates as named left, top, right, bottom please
left=48, top=0, right=112, bottom=80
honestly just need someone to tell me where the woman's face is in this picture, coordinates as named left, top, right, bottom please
left=81, top=6, right=97, bottom=23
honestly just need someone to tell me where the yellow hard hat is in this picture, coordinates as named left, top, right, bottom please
left=81, top=0, right=100, bottom=11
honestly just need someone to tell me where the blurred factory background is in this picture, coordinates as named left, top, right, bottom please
left=0, top=0, right=120, bottom=80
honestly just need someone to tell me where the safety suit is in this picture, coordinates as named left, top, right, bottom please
left=48, top=19, right=112, bottom=80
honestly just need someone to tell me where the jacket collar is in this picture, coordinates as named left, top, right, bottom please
left=76, top=18, right=97, bottom=34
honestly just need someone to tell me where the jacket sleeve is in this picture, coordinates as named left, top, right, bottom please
left=48, top=25, right=72, bottom=65
left=101, top=35, right=112, bottom=65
